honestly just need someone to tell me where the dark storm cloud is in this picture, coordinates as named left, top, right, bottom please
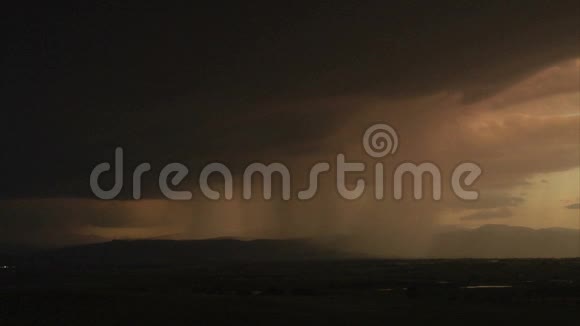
left=565, top=203, right=580, bottom=209
left=447, top=192, right=526, bottom=224
left=460, top=208, right=514, bottom=221
left=0, top=1, right=578, bottom=199
left=452, top=194, right=525, bottom=210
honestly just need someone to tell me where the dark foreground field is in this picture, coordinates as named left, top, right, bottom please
left=1, top=258, right=579, bottom=325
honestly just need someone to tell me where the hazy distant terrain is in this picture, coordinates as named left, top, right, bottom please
left=26, top=238, right=348, bottom=266
left=1, top=224, right=578, bottom=264
left=430, top=224, right=580, bottom=258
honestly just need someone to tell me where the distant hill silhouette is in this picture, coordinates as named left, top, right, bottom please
left=430, top=224, right=580, bottom=258
left=3, top=225, right=578, bottom=268
left=22, top=239, right=347, bottom=267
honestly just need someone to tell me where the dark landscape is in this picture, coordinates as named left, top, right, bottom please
left=1, top=227, right=579, bottom=325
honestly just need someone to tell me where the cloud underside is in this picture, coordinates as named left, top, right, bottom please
left=566, top=203, right=580, bottom=209
left=461, top=208, right=514, bottom=221
left=0, top=58, right=578, bottom=250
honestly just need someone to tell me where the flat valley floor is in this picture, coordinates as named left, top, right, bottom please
left=1, top=259, right=579, bottom=325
